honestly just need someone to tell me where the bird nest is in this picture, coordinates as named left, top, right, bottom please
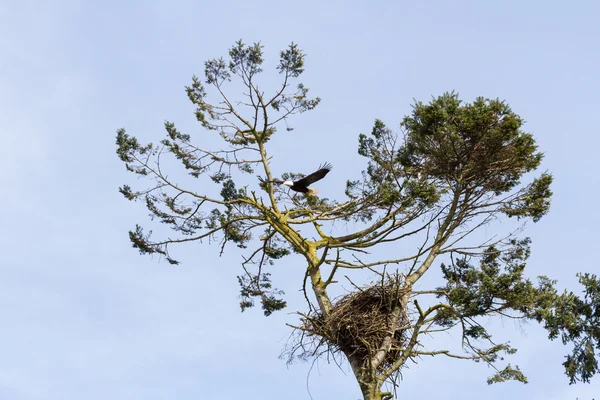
left=293, top=276, right=410, bottom=372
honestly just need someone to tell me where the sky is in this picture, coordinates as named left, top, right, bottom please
left=1, top=0, right=599, bottom=399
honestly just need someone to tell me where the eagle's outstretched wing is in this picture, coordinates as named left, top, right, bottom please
left=295, top=162, right=333, bottom=187
left=258, top=176, right=284, bottom=185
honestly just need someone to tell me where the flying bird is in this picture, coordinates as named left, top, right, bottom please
left=260, top=163, right=333, bottom=195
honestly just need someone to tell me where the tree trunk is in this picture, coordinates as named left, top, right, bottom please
left=347, top=359, right=392, bottom=400
left=359, top=384, right=393, bottom=400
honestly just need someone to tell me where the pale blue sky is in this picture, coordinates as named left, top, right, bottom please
left=1, top=0, right=599, bottom=399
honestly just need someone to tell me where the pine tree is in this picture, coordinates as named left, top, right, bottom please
left=116, top=41, right=600, bottom=400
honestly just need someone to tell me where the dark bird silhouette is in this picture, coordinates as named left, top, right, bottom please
left=260, top=163, right=333, bottom=195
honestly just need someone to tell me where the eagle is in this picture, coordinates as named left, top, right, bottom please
left=260, top=163, right=333, bottom=195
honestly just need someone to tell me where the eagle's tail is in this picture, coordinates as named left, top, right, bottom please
left=307, top=187, right=319, bottom=195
